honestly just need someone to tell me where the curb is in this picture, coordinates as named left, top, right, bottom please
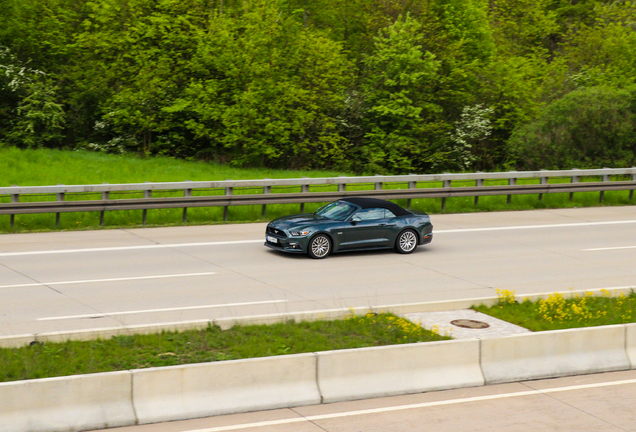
left=1, top=323, right=635, bottom=432
left=2, top=287, right=632, bottom=348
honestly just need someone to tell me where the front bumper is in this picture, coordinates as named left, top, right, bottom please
left=420, top=232, right=433, bottom=245
left=264, top=237, right=308, bottom=254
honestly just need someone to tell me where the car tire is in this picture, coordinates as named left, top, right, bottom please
left=395, top=229, right=418, bottom=254
left=308, top=234, right=331, bottom=259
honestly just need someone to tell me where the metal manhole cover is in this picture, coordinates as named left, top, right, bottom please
left=450, top=319, right=490, bottom=329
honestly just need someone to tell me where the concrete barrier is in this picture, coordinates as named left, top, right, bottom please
left=316, top=340, right=484, bottom=403
left=3, top=322, right=635, bottom=431
left=0, top=371, right=135, bottom=432
left=626, top=323, right=636, bottom=369
left=132, top=353, right=321, bottom=424
left=0, top=334, right=35, bottom=348
left=481, top=325, right=630, bottom=384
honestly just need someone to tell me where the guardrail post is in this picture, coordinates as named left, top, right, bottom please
left=570, top=174, right=580, bottom=201
left=183, top=186, right=192, bottom=223
left=100, top=184, right=109, bottom=226
left=262, top=185, right=271, bottom=217
left=441, top=179, right=451, bottom=211
left=406, top=180, right=416, bottom=209
left=55, top=185, right=65, bottom=227
left=631, top=171, right=636, bottom=201
left=10, top=189, right=18, bottom=228
left=143, top=188, right=151, bottom=225
left=507, top=177, right=516, bottom=204
left=600, top=172, right=610, bottom=203
left=474, top=176, right=484, bottom=206
left=300, top=182, right=308, bottom=213
left=374, top=175, right=382, bottom=191
left=538, top=174, right=548, bottom=201
left=224, top=186, right=233, bottom=221
left=337, top=176, right=347, bottom=194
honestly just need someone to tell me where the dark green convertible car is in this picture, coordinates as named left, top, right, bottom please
left=265, top=197, right=433, bottom=259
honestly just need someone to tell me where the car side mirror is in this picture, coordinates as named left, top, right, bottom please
left=350, top=215, right=361, bottom=225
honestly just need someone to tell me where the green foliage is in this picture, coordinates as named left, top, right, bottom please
left=489, top=0, right=559, bottom=57
left=358, top=14, right=442, bottom=174
left=0, top=313, right=447, bottom=382
left=173, top=0, right=352, bottom=168
left=475, top=289, right=636, bottom=331
left=431, top=0, right=495, bottom=62
left=477, top=54, right=570, bottom=169
left=560, top=2, right=636, bottom=88
left=449, top=104, right=494, bottom=169
left=69, top=0, right=208, bottom=155
left=0, top=0, right=83, bottom=70
left=9, top=80, right=65, bottom=148
left=507, top=85, right=636, bottom=169
left=1, top=0, right=635, bottom=172
left=0, top=46, right=65, bottom=148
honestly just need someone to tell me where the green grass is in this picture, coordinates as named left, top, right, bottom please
left=0, top=313, right=448, bottom=383
left=474, top=289, right=636, bottom=331
left=0, top=147, right=348, bottom=232
left=1, top=147, right=635, bottom=233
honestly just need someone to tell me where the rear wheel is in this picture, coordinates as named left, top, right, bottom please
left=308, top=234, right=331, bottom=259
left=395, top=229, right=418, bottom=254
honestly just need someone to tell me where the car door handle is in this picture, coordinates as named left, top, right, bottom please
left=379, top=223, right=395, bottom=227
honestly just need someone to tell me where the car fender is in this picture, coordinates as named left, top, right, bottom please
left=308, top=231, right=334, bottom=248
left=397, top=226, right=420, bottom=244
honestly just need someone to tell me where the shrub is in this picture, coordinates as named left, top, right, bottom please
left=507, top=85, right=636, bottom=170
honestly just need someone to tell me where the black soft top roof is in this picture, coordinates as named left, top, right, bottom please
left=340, top=197, right=412, bottom=217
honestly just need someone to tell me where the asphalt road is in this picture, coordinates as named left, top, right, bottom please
left=90, top=369, right=636, bottom=432
left=1, top=206, right=635, bottom=337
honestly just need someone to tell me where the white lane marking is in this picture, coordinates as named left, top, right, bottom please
left=185, top=378, right=636, bottom=432
left=0, top=220, right=635, bottom=257
left=435, top=219, right=636, bottom=233
left=583, top=245, right=636, bottom=251
left=0, top=272, right=216, bottom=289
left=0, top=240, right=263, bottom=257
left=37, top=300, right=288, bottom=321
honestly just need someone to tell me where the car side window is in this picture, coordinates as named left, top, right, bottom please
left=354, top=208, right=386, bottom=221
left=384, top=209, right=396, bottom=219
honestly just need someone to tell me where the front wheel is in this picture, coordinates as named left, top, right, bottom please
left=395, top=229, right=418, bottom=254
left=308, top=234, right=332, bottom=259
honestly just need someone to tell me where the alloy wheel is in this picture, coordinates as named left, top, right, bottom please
left=309, top=235, right=331, bottom=259
left=397, top=230, right=417, bottom=253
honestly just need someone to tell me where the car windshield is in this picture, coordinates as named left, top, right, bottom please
left=314, top=201, right=357, bottom=221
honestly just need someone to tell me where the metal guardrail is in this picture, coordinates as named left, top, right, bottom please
left=1, top=168, right=635, bottom=227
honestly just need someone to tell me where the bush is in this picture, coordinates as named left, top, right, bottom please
left=507, top=85, right=636, bottom=170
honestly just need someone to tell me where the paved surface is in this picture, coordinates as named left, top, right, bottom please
left=403, top=309, right=531, bottom=339
left=1, top=206, right=636, bottom=337
left=88, top=369, right=636, bottom=432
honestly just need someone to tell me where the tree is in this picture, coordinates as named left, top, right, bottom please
left=0, top=45, right=65, bottom=148
left=507, top=85, right=636, bottom=170
left=357, top=14, right=442, bottom=174
left=488, top=0, right=559, bottom=57
left=70, top=0, right=212, bottom=155
left=560, top=2, right=636, bottom=88
left=170, top=0, right=352, bottom=168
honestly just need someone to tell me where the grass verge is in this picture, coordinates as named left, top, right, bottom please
left=1, top=148, right=635, bottom=233
left=474, top=289, right=636, bottom=331
left=0, top=313, right=448, bottom=383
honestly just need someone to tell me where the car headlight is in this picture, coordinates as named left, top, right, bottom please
left=290, top=229, right=311, bottom=236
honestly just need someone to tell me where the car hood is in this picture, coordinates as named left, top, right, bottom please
left=269, top=213, right=330, bottom=230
